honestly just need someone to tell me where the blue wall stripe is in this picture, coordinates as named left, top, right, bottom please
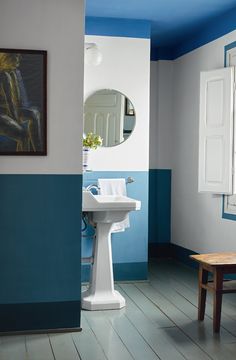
left=82, top=262, right=147, bottom=282
left=0, top=174, right=82, bottom=330
left=85, top=17, right=151, bottom=39
left=148, top=169, right=171, bottom=245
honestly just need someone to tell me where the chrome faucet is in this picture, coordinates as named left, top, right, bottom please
left=85, top=183, right=100, bottom=194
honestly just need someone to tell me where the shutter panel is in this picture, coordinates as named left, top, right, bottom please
left=198, top=67, right=235, bottom=194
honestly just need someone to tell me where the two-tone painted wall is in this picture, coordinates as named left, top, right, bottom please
left=149, top=61, right=172, bottom=255
left=172, top=30, right=236, bottom=255
left=83, top=19, right=150, bottom=280
left=0, top=0, right=84, bottom=332
left=150, top=13, right=236, bottom=256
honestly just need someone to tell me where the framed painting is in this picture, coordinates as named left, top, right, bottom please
left=0, top=49, right=47, bottom=155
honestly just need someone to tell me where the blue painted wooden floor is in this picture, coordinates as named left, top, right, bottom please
left=1, top=260, right=236, bottom=359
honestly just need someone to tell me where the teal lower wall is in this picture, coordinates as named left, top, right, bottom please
left=149, top=242, right=198, bottom=268
left=148, top=169, right=171, bottom=256
left=82, top=171, right=149, bottom=281
left=82, top=262, right=147, bottom=282
left=0, top=174, right=82, bottom=332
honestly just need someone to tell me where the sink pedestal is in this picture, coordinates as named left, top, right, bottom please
left=82, top=222, right=126, bottom=310
left=82, top=191, right=141, bottom=311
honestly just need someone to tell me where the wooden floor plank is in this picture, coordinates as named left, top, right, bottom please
left=119, top=283, right=175, bottom=329
left=164, top=327, right=211, bottom=360
left=49, top=333, right=81, bottom=360
left=150, top=266, right=236, bottom=335
left=121, top=284, right=212, bottom=359
left=72, top=330, right=108, bottom=360
left=103, top=308, right=160, bottom=360
left=81, top=312, right=92, bottom=331
left=0, top=335, right=27, bottom=360
left=136, top=281, right=236, bottom=360
left=118, top=284, right=186, bottom=360
left=150, top=261, right=236, bottom=333
left=83, top=311, right=134, bottom=360
left=149, top=272, right=236, bottom=326
left=26, top=334, right=55, bottom=360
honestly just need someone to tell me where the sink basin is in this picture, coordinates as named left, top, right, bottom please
left=82, top=191, right=141, bottom=223
left=83, top=191, right=141, bottom=211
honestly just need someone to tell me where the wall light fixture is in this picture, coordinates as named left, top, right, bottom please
left=84, top=42, right=102, bottom=66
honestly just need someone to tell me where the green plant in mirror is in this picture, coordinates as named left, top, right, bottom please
left=83, top=132, right=103, bottom=150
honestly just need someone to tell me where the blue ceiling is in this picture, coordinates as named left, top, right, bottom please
left=86, top=0, right=236, bottom=49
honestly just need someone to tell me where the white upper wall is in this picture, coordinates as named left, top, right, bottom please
left=172, top=29, right=236, bottom=253
left=84, top=35, right=150, bottom=171
left=0, top=0, right=84, bottom=174
left=149, top=60, right=173, bottom=169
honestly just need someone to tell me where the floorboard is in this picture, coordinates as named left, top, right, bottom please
left=26, top=334, right=55, bottom=360
left=149, top=261, right=236, bottom=329
left=83, top=311, right=134, bottom=360
left=0, top=336, right=27, bottom=360
left=49, top=333, right=81, bottom=360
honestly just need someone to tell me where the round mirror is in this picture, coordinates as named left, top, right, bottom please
left=84, top=89, right=136, bottom=147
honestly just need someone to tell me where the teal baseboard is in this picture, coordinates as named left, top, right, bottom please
left=82, top=262, right=148, bottom=282
left=171, top=243, right=198, bottom=269
left=0, top=301, right=81, bottom=332
left=148, top=243, right=198, bottom=268
left=148, top=242, right=171, bottom=258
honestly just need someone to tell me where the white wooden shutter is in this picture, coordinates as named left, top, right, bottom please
left=198, top=67, right=235, bottom=194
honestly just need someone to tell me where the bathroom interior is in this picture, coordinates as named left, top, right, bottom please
left=1, top=0, right=236, bottom=359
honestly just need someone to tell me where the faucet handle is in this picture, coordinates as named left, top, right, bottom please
left=86, top=183, right=100, bottom=194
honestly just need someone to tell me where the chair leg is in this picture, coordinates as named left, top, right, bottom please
left=198, top=266, right=208, bottom=321
left=213, top=269, right=223, bottom=333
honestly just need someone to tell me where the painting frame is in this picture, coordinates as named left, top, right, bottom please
left=0, top=48, right=47, bottom=155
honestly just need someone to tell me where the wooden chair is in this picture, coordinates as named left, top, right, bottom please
left=190, top=253, right=236, bottom=332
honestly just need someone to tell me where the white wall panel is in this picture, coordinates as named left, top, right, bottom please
left=84, top=35, right=150, bottom=171
left=0, top=0, right=84, bottom=174
left=149, top=60, right=173, bottom=169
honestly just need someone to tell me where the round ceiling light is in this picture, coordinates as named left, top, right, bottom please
left=84, top=43, right=102, bottom=66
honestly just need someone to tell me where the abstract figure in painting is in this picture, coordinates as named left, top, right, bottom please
left=0, top=50, right=46, bottom=154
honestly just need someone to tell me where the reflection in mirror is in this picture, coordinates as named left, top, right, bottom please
left=84, top=89, right=136, bottom=147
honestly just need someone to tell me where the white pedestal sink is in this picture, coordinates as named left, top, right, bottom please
left=82, top=191, right=141, bottom=310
